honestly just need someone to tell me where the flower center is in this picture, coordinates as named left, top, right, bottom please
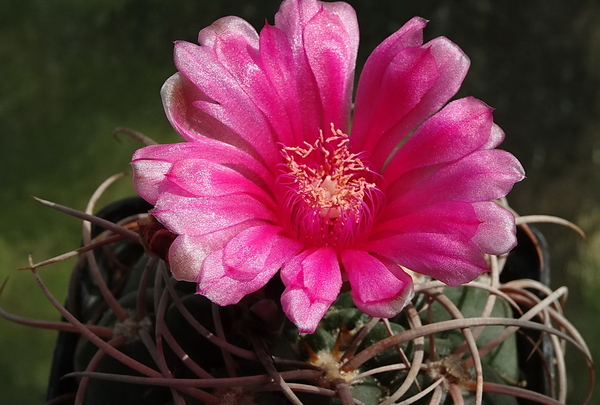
left=276, top=124, right=383, bottom=249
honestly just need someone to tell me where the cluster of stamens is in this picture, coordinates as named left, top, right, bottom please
left=277, top=124, right=383, bottom=249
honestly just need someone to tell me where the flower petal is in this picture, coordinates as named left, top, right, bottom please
left=382, top=97, right=496, bottom=183
left=372, top=199, right=516, bottom=255
left=161, top=73, right=264, bottom=161
left=349, top=16, right=427, bottom=149
left=373, top=201, right=481, bottom=239
left=131, top=159, right=172, bottom=206
left=131, top=140, right=273, bottom=205
left=353, top=45, right=438, bottom=160
left=482, top=123, right=505, bottom=150
left=341, top=251, right=414, bottom=318
left=275, top=0, right=322, bottom=39
left=471, top=201, right=518, bottom=255
left=275, top=0, right=359, bottom=70
left=259, top=24, right=305, bottom=146
left=372, top=37, right=471, bottom=170
left=197, top=15, right=259, bottom=47
left=351, top=18, right=470, bottom=168
left=153, top=190, right=277, bottom=236
left=166, top=158, right=273, bottom=201
left=384, top=149, right=525, bottom=218
left=167, top=220, right=263, bottom=282
left=280, top=247, right=342, bottom=333
left=365, top=232, right=488, bottom=286
left=302, top=2, right=358, bottom=132
left=200, top=16, right=304, bottom=148
left=273, top=0, right=359, bottom=140
left=172, top=40, right=281, bottom=165
left=197, top=225, right=303, bottom=305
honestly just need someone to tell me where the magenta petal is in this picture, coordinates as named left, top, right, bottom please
left=351, top=18, right=470, bottom=166
left=272, top=0, right=359, bottom=142
left=166, top=158, right=273, bottom=201
left=280, top=247, right=342, bottom=333
left=131, top=158, right=172, bottom=206
left=482, top=123, right=506, bottom=150
left=132, top=130, right=274, bottom=202
left=373, top=201, right=517, bottom=258
left=385, top=149, right=525, bottom=217
left=302, top=3, right=358, bottom=131
left=366, top=232, right=487, bottom=286
left=161, top=73, right=257, bottom=152
left=275, top=0, right=321, bottom=39
left=374, top=201, right=481, bottom=239
left=162, top=71, right=275, bottom=161
left=173, top=41, right=281, bottom=165
left=199, top=17, right=301, bottom=148
left=153, top=191, right=277, bottom=236
left=169, top=235, right=214, bottom=282
left=370, top=36, right=469, bottom=165
left=349, top=16, right=426, bottom=155
left=353, top=46, right=438, bottom=165
left=167, top=221, right=262, bottom=282
left=383, top=97, right=495, bottom=183
left=275, top=0, right=359, bottom=60
left=472, top=201, right=517, bottom=255
left=259, top=24, right=306, bottom=146
left=341, top=251, right=414, bottom=318
left=196, top=225, right=303, bottom=305
left=197, top=15, right=259, bottom=47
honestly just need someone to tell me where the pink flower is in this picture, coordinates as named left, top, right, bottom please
left=131, top=0, right=524, bottom=333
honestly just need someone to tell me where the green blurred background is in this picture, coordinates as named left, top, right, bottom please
left=1, top=0, right=599, bottom=403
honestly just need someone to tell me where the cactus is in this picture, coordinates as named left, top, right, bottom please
left=1, top=180, right=592, bottom=405
left=1, top=0, right=595, bottom=402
